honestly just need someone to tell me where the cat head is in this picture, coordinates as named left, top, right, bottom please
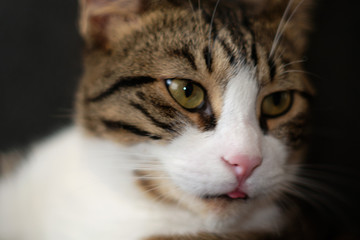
left=76, top=0, right=314, bottom=229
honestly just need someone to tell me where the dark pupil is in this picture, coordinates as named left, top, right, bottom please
left=272, top=92, right=283, bottom=106
left=183, top=82, right=194, bottom=98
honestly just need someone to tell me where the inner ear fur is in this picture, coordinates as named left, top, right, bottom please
left=78, top=0, right=147, bottom=49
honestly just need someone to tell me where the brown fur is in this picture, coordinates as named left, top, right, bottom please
left=134, top=169, right=178, bottom=205
left=144, top=232, right=275, bottom=240
left=143, top=208, right=319, bottom=240
left=76, top=0, right=314, bottom=145
left=75, top=0, right=316, bottom=239
left=0, top=151, right=23, bottom=178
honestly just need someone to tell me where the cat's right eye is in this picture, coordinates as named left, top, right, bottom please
left=261, top=91, right=293, bottom=118
left=165, top=79, right=205, bottom=110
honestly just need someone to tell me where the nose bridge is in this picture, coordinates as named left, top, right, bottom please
left=216, top=87, right=262, bottom=154
left=221, top=119, right=262, bottom=156
left=219, top=103, right=261, bottom=157
left=216, top=68, right=261, bottom=156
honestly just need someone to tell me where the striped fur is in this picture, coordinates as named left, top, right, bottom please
left=0, top=0, right=316, bottom=239
left=75, top=0, right=315, bottom=238
left=77, top=0, right=314, bottom=145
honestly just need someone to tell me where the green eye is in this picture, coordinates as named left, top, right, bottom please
left=261, top=91, right=293, bottom=118
left=165, top=79, right=205, bottom=110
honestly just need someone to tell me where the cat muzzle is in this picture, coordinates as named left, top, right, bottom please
left=222, top=154, right=262, bottom=199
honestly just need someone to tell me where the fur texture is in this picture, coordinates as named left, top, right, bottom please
left=0, top=0, right=316, bottom=239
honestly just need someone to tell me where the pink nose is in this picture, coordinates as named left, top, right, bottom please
left=222, top=154, right=262, bottom=184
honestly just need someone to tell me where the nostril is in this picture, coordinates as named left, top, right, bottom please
left=222, top=154, right=262, bottom=181
left=233, top=165, right=245, bottom=175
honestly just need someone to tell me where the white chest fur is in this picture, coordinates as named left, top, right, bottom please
left=0, top=127, right=281, bottom=240
left=0, top=127, right=214, bottom=240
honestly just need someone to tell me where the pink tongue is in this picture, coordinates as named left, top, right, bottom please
left=227, top=190, right=247, bottom=199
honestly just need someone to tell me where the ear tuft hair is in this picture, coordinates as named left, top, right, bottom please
left=79, top=0, right=145, bottom=49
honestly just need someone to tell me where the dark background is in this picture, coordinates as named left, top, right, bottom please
left=0, top=0, right=359, bottom=238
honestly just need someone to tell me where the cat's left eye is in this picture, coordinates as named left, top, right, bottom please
left=261, top=91, right=293, bottom=118
left=165, top=79, right=205, bottom=110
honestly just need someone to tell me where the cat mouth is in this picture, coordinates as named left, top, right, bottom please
left=201, top=191, right=249, bottom=201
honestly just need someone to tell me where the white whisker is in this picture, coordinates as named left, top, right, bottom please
left=138, top=175, right=171, bottom=180
left=187, top=0, right=195, bottom=14
left=291, top=177, right=349, bottom=206
left=270, top=47, right=287, bottom=67
left=278, top=69, right=321, bottom=79
left=280, top=58, right=307, bottom=68
left=88, top=151, right=161, bottom=159
left=197, top=0, right=205, bottom=37
left=281, top=170, right=355, bottom=225
left=208, top=0, right=221, bottom=55
left=141, top=185, right=163, bottom=194
left=269, top=0, right=305, bottom=58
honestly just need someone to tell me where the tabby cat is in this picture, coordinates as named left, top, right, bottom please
left=0, top=0, right=316, bottom=239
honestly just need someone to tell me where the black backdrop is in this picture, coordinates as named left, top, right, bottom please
left=1, top=0, right=359, bottom=238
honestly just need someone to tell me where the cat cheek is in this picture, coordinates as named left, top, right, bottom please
left=246, top=135, right=289, bottom=197
left=155, top=129, right=237, bottom=196
left=156, top=127, right=258, bottom=197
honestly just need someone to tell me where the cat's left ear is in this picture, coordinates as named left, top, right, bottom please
left=78, top=0, right=147, bottom=49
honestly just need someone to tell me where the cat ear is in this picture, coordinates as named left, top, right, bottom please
left=79, top=0, right=146, bottom=49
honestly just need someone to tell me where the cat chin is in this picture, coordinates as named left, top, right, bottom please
left=176, top=189, right=283, bottom=232
left=138, top=172, right=281, bottom=224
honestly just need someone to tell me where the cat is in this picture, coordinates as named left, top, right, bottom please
left=0, top=0, right=316, bottom=239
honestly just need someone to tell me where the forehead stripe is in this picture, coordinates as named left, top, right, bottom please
left=251, top=42, right=258, bottom=67
left=203, top=46, right=213, bottom=73
left=170, top=45, right=197, bottom=71
left=268, top=56, right=277, bottom=82
left=219, top=38, right=236, bottom=65
left=87, top=76, right=157, bottom=102
left=239, top=14, right=259, bottom=67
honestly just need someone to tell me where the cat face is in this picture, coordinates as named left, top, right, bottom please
left=77, top=0, right=314, bottom=223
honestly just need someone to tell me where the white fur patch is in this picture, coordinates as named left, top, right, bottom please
left=0, top=128, right=210, bottom=240
left=149, top=67, right=289, bottom=231
left=157, top=67, right=288, bottom=200
left=0, top=67, right=290, bottom=239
